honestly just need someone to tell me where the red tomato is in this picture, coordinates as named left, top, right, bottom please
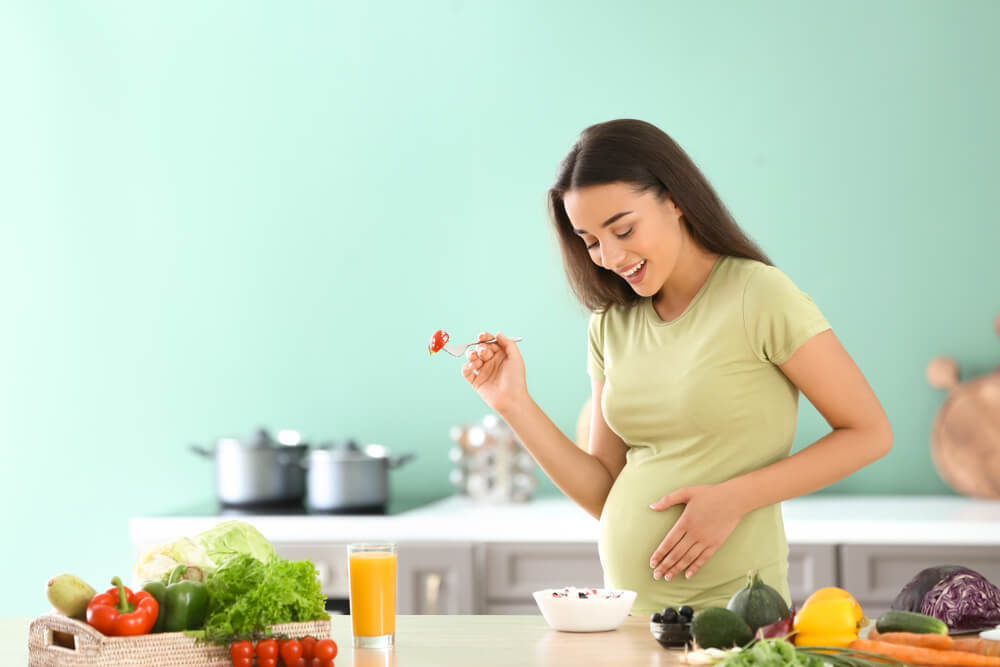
left=300, top=635, right=317, bottom=660
left=280, top=638, right=303, bottom=665
left=256, top=637, right=279, bottom=660
left=428, top=329, right=450, bottom=354
left=229, top=639, right=253, bottom=667
left=258, top=659, right=277, bottom=667
left=314, top=638, right=338, bottom=661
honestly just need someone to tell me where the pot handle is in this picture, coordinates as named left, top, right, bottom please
left=388, top=453, right=415, bottom=469
left=189, top=444, right=214, bottom=458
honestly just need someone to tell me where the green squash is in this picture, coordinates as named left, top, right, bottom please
left=726, top=570, right=790, bottom=632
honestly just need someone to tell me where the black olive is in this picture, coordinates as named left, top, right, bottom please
left=679, top=605, right=694, bottom=620
left=662, top=607, right=678, bottom=623
left=651, top=612, right=663, bottom=623
left=578, top=591, right=587, bottom=599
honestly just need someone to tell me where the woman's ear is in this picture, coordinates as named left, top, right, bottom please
left=664, top=193, right=684, bottom=219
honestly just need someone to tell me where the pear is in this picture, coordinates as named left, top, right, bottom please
left=46, top=573, right=96, bottom=619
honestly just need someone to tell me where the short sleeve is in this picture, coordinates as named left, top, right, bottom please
left=587, top=311, right=606, bottom=382
left=743, top=265, right=831, bottom=365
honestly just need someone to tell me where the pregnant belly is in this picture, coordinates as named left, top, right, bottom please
left=598, top=461, right=787, bottom=604
left=599, top=463, right=686, bottom=592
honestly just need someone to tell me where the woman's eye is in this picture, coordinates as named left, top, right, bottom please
left=615, top=227, right=633, bottom=240
left=585, top=239, right=598, bottom=250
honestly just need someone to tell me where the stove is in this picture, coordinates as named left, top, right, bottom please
left=161, top=493, right=446, bottom=518
left=218, top=502, right=387, bottom=517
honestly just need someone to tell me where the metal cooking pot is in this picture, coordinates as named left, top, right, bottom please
left=306, top=440, right=415, bottom=514
left=191, top=428, right=309, bottom=507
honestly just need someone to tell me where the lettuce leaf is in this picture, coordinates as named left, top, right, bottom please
left=201, top=553, right=328, bottom=642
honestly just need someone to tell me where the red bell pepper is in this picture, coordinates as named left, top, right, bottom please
left=86, top=576, right=159, bottom=636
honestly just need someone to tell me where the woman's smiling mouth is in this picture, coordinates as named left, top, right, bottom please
left=621, top=259, right=647, bottom=284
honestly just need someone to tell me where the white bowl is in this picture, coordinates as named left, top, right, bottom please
left=532, top=587, right=637, bottom=632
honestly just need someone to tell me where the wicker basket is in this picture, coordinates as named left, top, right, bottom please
left=28, top=613, right=332, bottom=666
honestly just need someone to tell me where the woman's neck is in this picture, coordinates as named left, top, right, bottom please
left=652, top=243, right=720, bottom=322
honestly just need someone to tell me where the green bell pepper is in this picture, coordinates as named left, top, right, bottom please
left=142, top=564, right=209, bottom=633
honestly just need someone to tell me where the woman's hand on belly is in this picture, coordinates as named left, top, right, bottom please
left=647, top=484, right=746, bottom=582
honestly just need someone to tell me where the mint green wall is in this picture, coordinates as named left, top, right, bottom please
left=3, top=1, right=998, bottom=615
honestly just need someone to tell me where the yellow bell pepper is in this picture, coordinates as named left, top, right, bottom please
left=793, top=598, right=862, bottom=648
left=801, top=587, right=865, bottom=625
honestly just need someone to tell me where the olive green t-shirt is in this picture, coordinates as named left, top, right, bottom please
left=587, top=255, right=830, bottom=615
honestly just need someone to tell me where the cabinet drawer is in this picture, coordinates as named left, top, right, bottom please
left=397, top=542, right=476, bottom=615
left=273, top=542, right=350, bottom=597
left=840, top=544, right=1000, bottom=617
left=486, top=543, right=603, bottom=601
left=788, top=544, right=837, bottom=606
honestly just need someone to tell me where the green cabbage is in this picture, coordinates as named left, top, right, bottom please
left=132, top=521, right=276, bottom=587
left=195, top=520, right=276, bottom=566
left=133, top=537, right=215, bottom=586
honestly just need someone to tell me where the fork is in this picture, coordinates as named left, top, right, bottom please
left=442, top=336, right=524, bottom=358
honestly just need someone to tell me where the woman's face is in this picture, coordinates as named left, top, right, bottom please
left=563, top=182, right=685, bottom=298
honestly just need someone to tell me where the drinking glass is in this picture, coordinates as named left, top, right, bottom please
left=347, top=543, right=397, bottom=648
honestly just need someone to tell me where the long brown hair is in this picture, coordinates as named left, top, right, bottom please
left=548, top=119, right=772, bottom=312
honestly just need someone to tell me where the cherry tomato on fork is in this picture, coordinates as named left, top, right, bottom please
left=428, top=329, right=450, bottom=354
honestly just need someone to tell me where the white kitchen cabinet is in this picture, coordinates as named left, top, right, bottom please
left=397, top=542, right=477, bottom=615
left=787, top=544, right=838, bottom=606
left=129, top=495, right=1000, bottom=617
left=272, top=541, right=477, bottom=615
left=479, top=543, right=838, bottom=614
left=242, top=539, right=1000, bottom=618
left=484, top=543, right=604, bottom=614
left=839, top=544, right=1000, bottom=618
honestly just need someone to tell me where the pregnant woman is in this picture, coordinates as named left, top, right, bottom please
left=461, top=119, right=892, bottom=615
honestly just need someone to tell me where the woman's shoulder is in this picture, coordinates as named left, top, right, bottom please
left=733, top=258, right=824, bottom=329
left=722, top=255, right=771, bottom=279
left=722, top=257, right=799, bottom=294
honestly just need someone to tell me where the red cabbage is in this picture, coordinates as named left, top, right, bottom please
left=892, top=565, right=966, bottom=613
left=919, top=568, right=1000, bottom=630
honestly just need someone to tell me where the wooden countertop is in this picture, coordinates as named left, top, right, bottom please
left=11, top=615, right=687, bottom=666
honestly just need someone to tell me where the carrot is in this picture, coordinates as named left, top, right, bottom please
left=849, top=638, right=1000, bottom=666
left=867, top=629, right=1000, bottom=657
left=952, top=637, right=1000, bottom=658
left=873, top=632, right=954, bottom=650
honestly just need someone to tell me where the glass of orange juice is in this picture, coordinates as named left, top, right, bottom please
left=348, top=542, right=397, bottom=649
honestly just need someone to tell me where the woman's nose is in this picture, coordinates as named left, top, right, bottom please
left=600, top=241, right=624, bottom=270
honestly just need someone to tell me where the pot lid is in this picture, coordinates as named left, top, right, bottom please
left=310, top=439, right=389, bottom=462
left=224, top=428, right=307, bottom=449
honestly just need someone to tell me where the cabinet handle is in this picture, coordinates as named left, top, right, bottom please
left=425, top=573, right=442, bottom=615
left=314, top=563, right=329, bottom=587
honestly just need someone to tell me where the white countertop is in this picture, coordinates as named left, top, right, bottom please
left=129, top=494, right=1000, bottom=549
